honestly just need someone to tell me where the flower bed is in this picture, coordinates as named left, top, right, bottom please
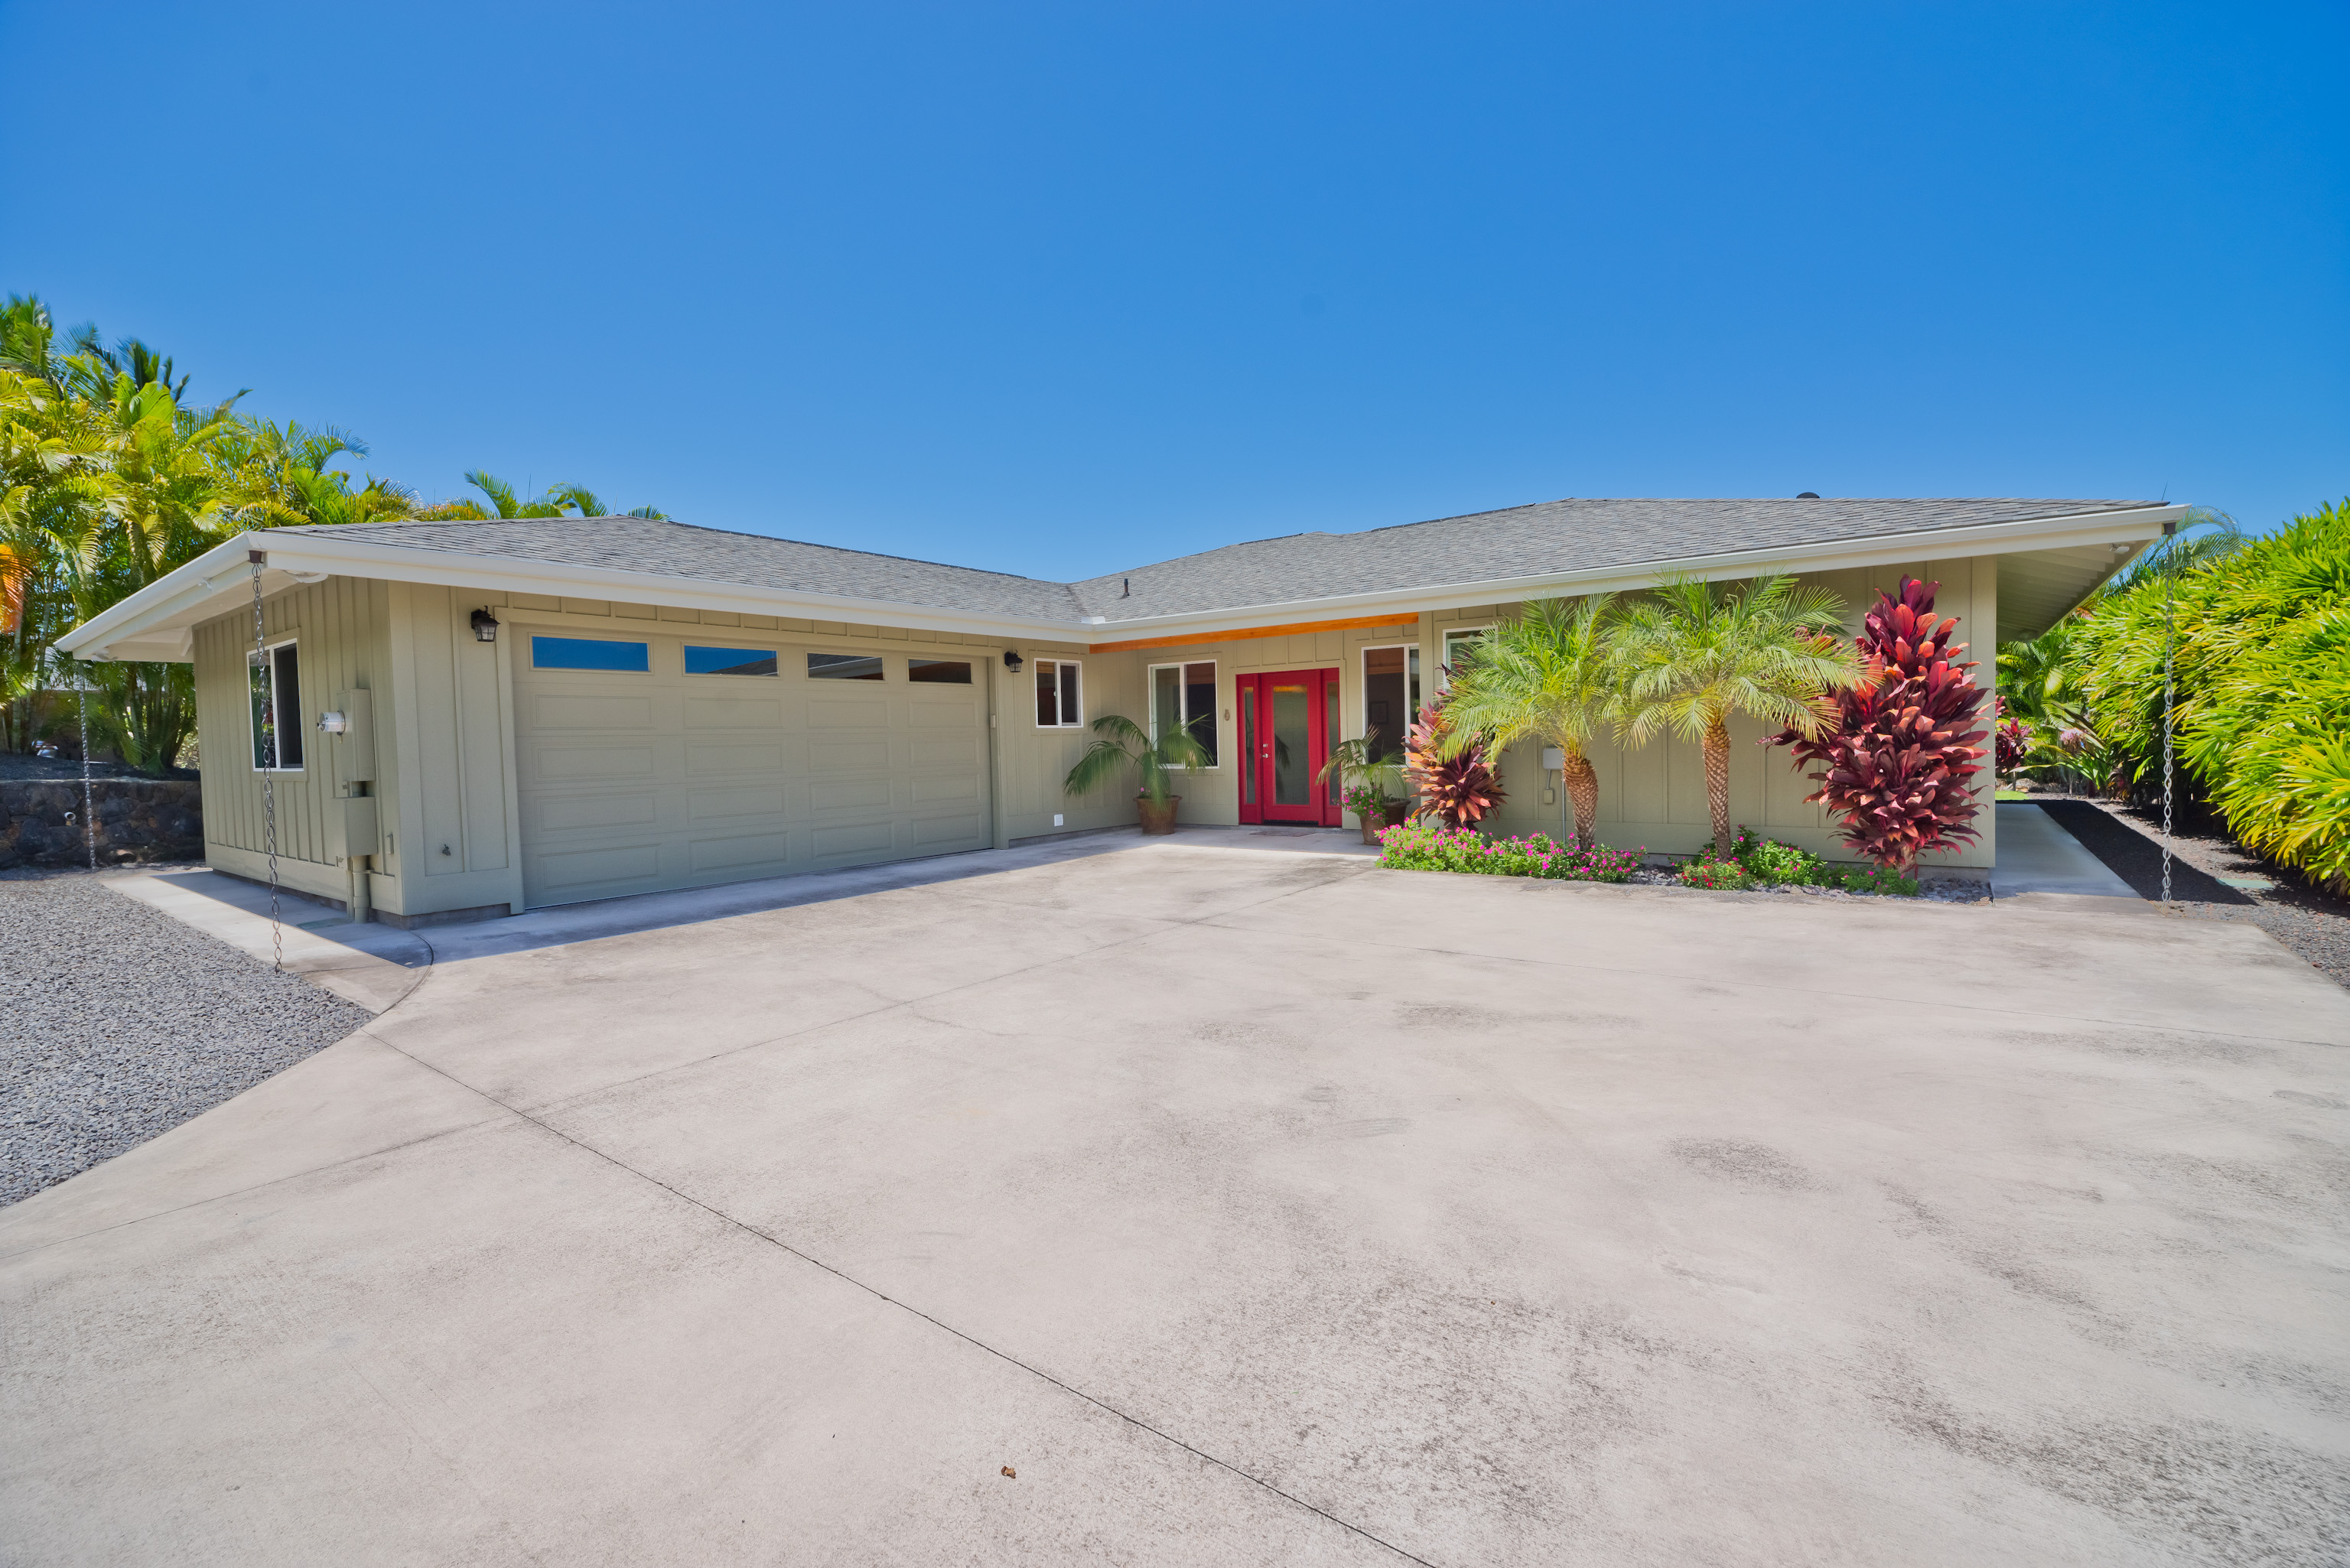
left=1676, top=826, right=1921, bottom=896
left=1376, top=823, right=1642, bottom=882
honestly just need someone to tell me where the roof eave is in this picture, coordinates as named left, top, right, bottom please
left=1083, top=503, right=2189, bottom=645
left=57, top=529, right=1093, bottom=660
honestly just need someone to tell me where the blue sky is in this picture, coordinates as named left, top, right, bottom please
left=3, top=2, right=2342, bottom=579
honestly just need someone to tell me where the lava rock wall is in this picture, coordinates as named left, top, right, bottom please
left=0, top=780, right=205, bottom=870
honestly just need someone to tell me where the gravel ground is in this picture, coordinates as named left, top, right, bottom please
left=2034, top=795, right=2350, bottom=989
left=1, top=868, right=374, bottom=1207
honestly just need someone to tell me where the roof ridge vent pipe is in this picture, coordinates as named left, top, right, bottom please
left=1797, top=492, right=1821, bottom=499
left=1122, top=577, right=1131, bottom=597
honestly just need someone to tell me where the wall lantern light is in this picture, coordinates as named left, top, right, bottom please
left=1003, top=649, right=1024, bottom=673
left=470, top=608, right=500, bottom=642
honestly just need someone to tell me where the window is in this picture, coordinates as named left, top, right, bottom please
left=532, top=636, right=649, bottom=672
left=249, top=639, right=304, bottom=771
left=1362, top=646, right=1421, bottom=764
left=1440, top=627, right=1486, bottom=686
left=908, top=658, right=973, bottom=685
left=685, top=645, right=778, bottom=676
left=1034, top=659, right=1082, bottom=726
left=809, top=652, right=884, bottom=681
left=1148, top=661, right=1217, bottom=765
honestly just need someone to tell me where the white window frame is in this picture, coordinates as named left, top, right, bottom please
left=1033, top=658, right=1084, bottom=727
left=1147, top=659, right=1219, bottom=768
left=1359, top=644, right=1421, bottom=756
left=1438, top=626, right=1488, bottom=689
left=248, top=636, right=306, bottom=773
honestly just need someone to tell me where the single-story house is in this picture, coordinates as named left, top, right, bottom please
left=57, top=496, right=2180, bottom=926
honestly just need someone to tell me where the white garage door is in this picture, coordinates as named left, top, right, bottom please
left=513, top=631, right=991, bottom=908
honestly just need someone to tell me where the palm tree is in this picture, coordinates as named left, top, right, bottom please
left=1062, top=713, right=1212, bottom=805
left=456, top=471, right=668, bottom=520
left=1612, top=574, right=1862, bottom=859
left=1437, top=594, right=1619, bottom=843
left=216, top=420, right=418, bottom=530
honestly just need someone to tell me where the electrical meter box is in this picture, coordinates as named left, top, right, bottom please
left=328, top=795, right=381, bottom=863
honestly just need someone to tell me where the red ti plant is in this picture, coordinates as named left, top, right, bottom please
left=1771, top=577, right=1989, bottom=873
left=1994, top=697, right=2027, bottom=779
left=1404, top=695, right=1506, bottom=829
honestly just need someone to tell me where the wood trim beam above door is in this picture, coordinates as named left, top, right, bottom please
left=1087, top=613, right=1415, bottom=655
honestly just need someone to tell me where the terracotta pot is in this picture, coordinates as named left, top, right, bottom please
left=1137, top=795, right=1180, bottom=835
left=1358, top=799, right=1407, bottom=844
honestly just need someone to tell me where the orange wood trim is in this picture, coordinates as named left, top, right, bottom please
left=1088, top=613, right=1417, bottom=655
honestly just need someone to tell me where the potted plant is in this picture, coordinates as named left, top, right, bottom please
left=1063, top=714, right=1213, bottom=835
left=1316, top=732, right=1409, bottom=844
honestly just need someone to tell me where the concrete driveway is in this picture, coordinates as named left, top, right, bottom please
left=5, top=841, right=2348, bottom=1566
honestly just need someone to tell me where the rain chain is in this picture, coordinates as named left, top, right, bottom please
left=76, top=682, right=96, bottom=870
left=2161, top=522, right=2176, bottom=908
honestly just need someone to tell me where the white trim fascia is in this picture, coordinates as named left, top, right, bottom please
left=59, top=504, right=2186, bottom=662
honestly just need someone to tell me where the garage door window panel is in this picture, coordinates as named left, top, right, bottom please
left=909, top=659, right=972, bottom=684
left=532, top=636, right=650, bottom=673
left=685, top=645, right=779, bottom=676
left=809, top=652, right=885, bottom=681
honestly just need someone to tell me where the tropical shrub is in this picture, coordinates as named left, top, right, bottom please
left=1678, top=857, right=1748, bottom=890
left=1772, top=577, right=1988, bottom=872
left=1403, top=696, right=1505, bottom=828
left=2055, top=500, right=2350, bottom=890
left=1679, top=825, right=1920, bottom=896
left=1994, top=699, right=2026, bottom=779
left=1377, top=823, right=1640, bottom=881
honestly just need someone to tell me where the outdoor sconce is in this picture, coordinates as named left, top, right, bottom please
left=470, top=608, right=500, bottom=642
left=1003, top=649, right=1024, bottom=673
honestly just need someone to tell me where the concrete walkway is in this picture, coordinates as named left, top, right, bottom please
left=107, top=825, right=1380, bottom=1012
left=6, top=845, right=2347, bottom=1566
left=1989, top=800, right=2138, bottom=899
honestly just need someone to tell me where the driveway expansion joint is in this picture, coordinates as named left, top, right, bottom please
left=366, top=1030, right=1440, bottom=1567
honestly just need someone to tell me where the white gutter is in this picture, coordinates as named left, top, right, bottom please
left=57, top=503, right=2187, bottom=662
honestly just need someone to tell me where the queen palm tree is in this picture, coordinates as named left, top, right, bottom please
left=1437, top=594, right=1619, bottom=843
left=1612, top=574, right=1861, bottom=859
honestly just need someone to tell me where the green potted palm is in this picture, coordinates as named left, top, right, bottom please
left=1316, top=730, right=1409, bottom=844
left=1063, top=714, right=1214, bottom=834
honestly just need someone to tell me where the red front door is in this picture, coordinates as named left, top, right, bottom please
left=1236, top=669, right=1342, bottom=826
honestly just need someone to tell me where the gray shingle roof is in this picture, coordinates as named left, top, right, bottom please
left=279, top=516, right=1085, bottom=620
left=1066, top=497, right=2161, bottom=620
left=285, top=497, right=2160, bottom=627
